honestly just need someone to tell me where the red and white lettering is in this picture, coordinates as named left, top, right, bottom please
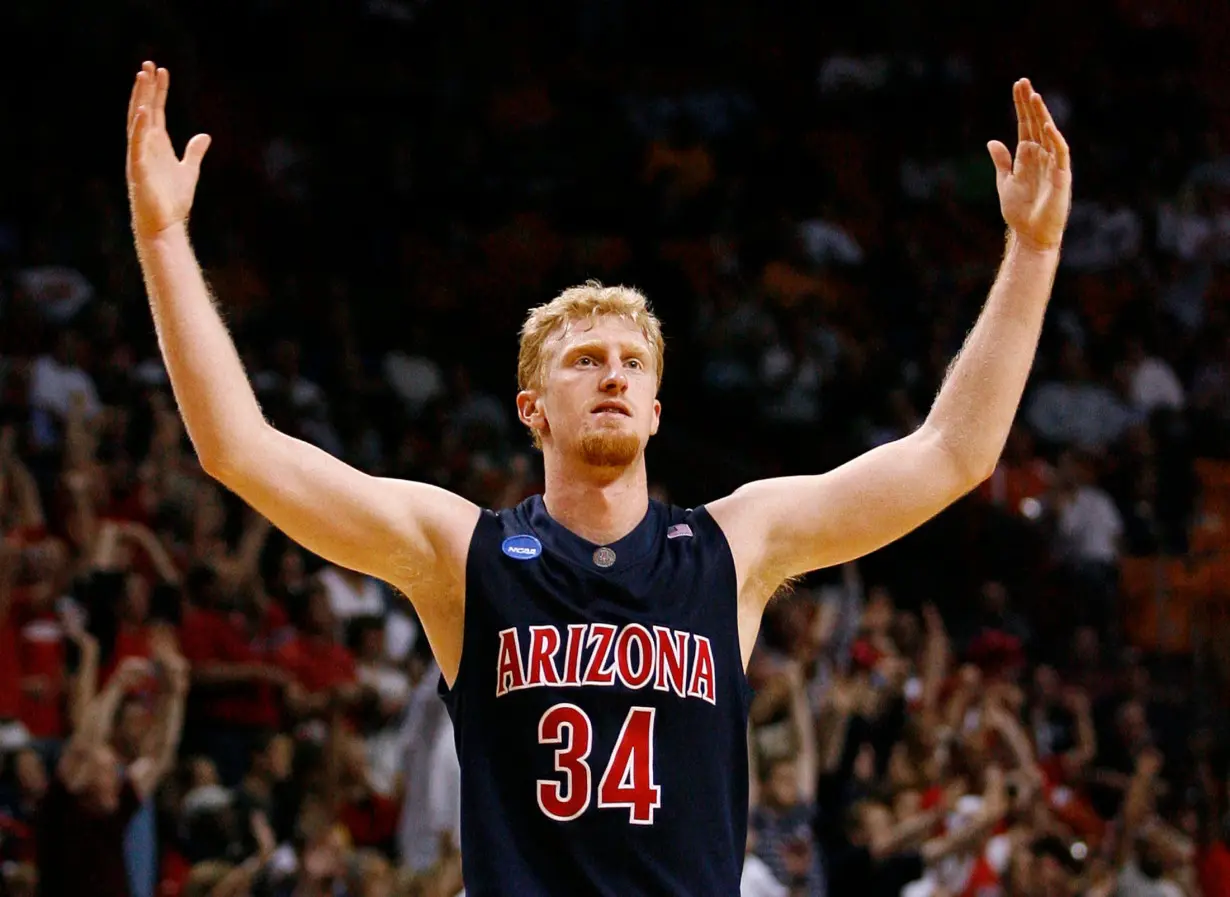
left=560, top=624, right=587, bottom=686
left=495, top=628, right=526, bottom=697
left=652, top=626, right=689, bottom=697
left=526, top=626, right=562, bottom=687
left=582, top=623, right=618, bottom=686
left=597, top=707, right=661, bottom=825
left=615, top=624, right=654, bottom=689
left=687, top=635, right=716, bottom=705
left=537, top=704, right=593, bottom=822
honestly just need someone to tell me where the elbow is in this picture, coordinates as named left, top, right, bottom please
left=195, top=424, right=271, bottom=486
left=923, top=423, right=999, bottom=492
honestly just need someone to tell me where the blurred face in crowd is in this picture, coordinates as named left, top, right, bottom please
left=255, top=735, right=294, bottom=783
left=83, top=745, right=123, bottom=812
left=279, top=547, right=305, bottom=590
left=1034, top=854, right=1076, bottom=897
left=306, top=586, right=335, bottom=636
left=115, top=697, right=151, bottom=762
left=14, top=749, right=47, bottom=800
left=527, top=315, right=661, bottom=470
left=849, top=801, right=893, bottom=847
left=123, top=572, right=150, bottom=624
left=354, top=851, right=394, bottom=897
left=861, top=587, right=894, bottom=636
left=1033, top=665, right=1060, bottom=704
left=190, top=756, right=221, bottom=789
left=763, top=758, right=800, bottom=809
left=1117, top=700, right=1148, bottom=745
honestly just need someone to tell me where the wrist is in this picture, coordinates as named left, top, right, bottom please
left=135, top=218, right=190, bottom=248
left=1007, top=229, right=1062, bottom=256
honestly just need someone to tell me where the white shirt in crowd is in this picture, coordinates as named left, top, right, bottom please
left=396, top=664, right=452, bottom=873
left=428, top=714, right=461, bottom=849
left=1058, top=486, right=1124, bottom=564
left=1118, top=860, right=1184, bottom=897
left=1025, top=380, right=1137, bottom=451
left=1130, top=357, right=1185, bottom=413
left=317, top=566, right=385, bottom=621
left=28, top=354, right=101, bottom=420
left=741, top=853, right=788, bottom=897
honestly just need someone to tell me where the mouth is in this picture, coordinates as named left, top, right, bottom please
left=591, top=401, right=632, bottom=417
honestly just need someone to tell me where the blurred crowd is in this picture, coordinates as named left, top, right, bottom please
left=3, top=0, right=1230, bottom=894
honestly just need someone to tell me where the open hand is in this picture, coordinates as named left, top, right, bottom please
left=114, top=656, right=154, bottom=690
left=988, top=79, right=1072, bottom=252
left=126, top=61, right=212, bottom=240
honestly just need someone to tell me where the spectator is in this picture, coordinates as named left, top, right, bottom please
left=36, top=652, right=187, bottom=897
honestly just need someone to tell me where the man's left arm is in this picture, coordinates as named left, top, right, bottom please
left=710, top=79, right=1071, bottom=612
left=129, top=652, right=189, bottom=801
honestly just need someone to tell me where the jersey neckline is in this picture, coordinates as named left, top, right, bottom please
left=522, top=493, right=665, bottom=571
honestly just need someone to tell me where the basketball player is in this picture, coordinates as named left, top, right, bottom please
left=125, top=61, right=1070, bottom=895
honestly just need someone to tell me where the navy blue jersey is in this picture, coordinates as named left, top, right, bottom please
left=440, top=494, right=751, bottom=896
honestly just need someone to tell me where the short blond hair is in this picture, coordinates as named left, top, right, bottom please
left=517, top=280, right=665, bottom=392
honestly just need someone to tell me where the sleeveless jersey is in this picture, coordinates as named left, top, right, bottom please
left=440, top=494, right=751, bottom=896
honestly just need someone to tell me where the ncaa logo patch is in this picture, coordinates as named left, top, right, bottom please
left=502, top=534, right=543, bottom=561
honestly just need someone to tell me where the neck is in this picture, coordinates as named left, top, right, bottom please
left=542, top=451, right=650, bottom=545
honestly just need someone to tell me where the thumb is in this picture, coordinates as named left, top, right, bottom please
left=182, top=133, right=212, bottom=174
left=987, top=140, right=1013, bottom=185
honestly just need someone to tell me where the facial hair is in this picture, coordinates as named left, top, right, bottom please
left=579, top=428, right=641, bottom=468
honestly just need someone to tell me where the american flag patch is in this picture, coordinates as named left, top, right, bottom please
left=666, top=523, right=693, bottom=540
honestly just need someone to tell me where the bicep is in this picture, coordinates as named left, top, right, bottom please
left=714, top=425, right=978, bottom=587
left=212, top=426, right=479, bottom=593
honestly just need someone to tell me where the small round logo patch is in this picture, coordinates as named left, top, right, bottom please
left=502, top=535, right=543, bottom=561
left=592, top=547, right=617, bottom=568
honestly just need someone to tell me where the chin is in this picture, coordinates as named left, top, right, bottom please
left=578, top=428, right=642, bottom=468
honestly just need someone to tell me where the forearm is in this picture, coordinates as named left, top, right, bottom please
left=992, top=715, right=1037, bottom=770
left=818, top=707, right=854, bottom=774
left=926, top=236, right=1061, bottom=479
left=789, top=682, right=818, bottom=799
left=150, top=688, right=186, bottom=772
left=126, top=525, right=181, bottom=584
left=922, top=804, right=1004, bottom=863
left=69, top=638, right=99, bottom=731
left=134, top=222, right=268, bottom=475
left=8, top=460, right=44, bottom=529
left=74, top=679, right=127, bottom=748
left=877, top=807, right=944, bottom=856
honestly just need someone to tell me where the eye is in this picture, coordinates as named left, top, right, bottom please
left=625, top=358, right=643, bottom=370
left=576, top=355, right=596, bottom=367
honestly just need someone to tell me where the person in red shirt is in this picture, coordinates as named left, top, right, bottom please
left=37, top=654, right=187, bottom=897
left=0, top=540, right=24, bottom=727
left=15, top=578, right=67, bottom=742
left=0, top=747, right=47, bottom=864
left=178, top=564, right=292, bottom=786
left=275, top=582, right=359, bottom=721
left=328, top=712, right=400, bottom=857
left=88, top=521, right=182, bottom=691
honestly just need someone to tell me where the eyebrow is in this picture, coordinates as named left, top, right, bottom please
left=560, top=340, right=649, bottom=361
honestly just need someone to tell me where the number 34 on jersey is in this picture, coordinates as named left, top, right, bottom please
left=496, top=621, right=719, bottom=827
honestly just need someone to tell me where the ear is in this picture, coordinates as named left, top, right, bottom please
left=516, top=389, right=548, bottom=438
left=649, top=398, right=661, bottom=436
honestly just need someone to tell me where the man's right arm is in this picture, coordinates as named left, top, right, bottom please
left=59, top=658, right=149, bottom=792
left=127, top=64, right=479, bottom=677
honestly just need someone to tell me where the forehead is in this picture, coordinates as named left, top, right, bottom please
left=546, top=314, right=651, bottom=356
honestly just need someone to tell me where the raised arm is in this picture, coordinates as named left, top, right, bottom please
left=59, top=657, right=150, bottom=793
left=709, top=80, right=1072, bottom=634
left=125, top=62, right=478, bottom=681
left=129, top=651, right=189, bottom=800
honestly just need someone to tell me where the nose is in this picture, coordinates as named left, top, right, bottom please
left=599, top=363, right=628, bottom=393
